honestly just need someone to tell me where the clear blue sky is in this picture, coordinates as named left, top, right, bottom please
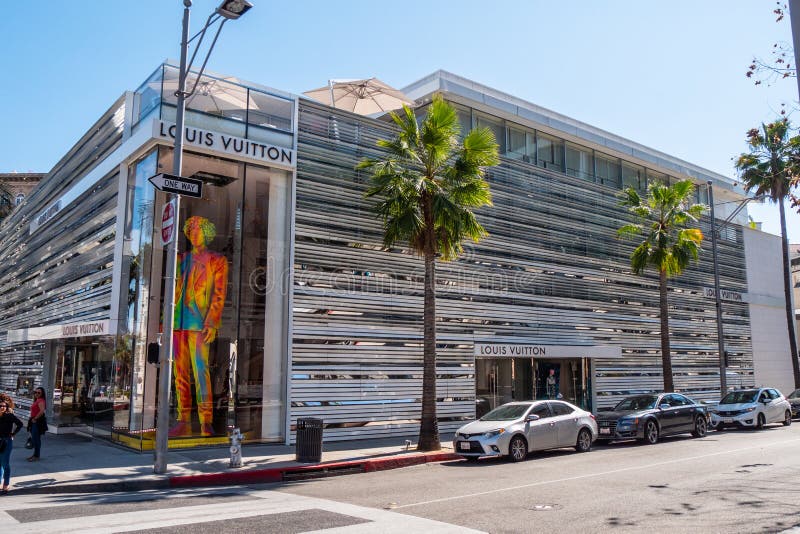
left=1, top=1, right=798, bottom=240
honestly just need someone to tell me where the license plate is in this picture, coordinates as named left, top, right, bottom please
left=459, top=441, right=470, bottom=450
left=599, top=428, right=611, bottom=435
left=723, top=418, right=733, bottom=423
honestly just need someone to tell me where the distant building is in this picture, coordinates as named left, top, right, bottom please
left=791, top=244, right=800, bottom=340
left=0, top=173, right=44, bottom=214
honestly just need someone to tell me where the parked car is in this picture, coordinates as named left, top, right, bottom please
left=709, top=388, right=792, bottom=430
left=788, top=389, right=800, bottom=419
left=453, top=400, right=598, bottom=462
left=594, top=393, right=708, bottom=445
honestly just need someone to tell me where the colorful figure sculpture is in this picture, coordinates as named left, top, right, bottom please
left=169, top=216, right=228, bottom=437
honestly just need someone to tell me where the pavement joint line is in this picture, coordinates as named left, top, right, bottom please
left=393, top=436, right=800, bottom=509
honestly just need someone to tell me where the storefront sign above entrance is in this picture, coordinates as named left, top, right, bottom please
left=149, top=173, right=203, bottom=198
left=474, top=344, right=621, bottom=359
left=702, top=287, right=745, bottom=303
left=153, top=120, right=296, bottom=170
left=7, top=320, right=112, bottom=342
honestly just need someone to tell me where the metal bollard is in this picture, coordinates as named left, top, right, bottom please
left=229, top=427, right=244, bottom=468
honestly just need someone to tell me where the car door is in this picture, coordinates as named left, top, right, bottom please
left=757, top=390, right=774, bottom=422
left=658, top=394, right=681, bottom=434
left=525, top=402, right=557, bottom=451
left=767, top=389, right=784, bottom=422
left=549, top=401, right=579, bottom=447
left=670, top=394, right=696, bottom=431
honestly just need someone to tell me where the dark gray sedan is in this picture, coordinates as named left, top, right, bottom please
left=788, top=389, right=800, bottom=418
left=594, top=393, right=709, bottom=445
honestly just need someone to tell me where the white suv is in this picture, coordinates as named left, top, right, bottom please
left=710, top=388, right=792, bottom=430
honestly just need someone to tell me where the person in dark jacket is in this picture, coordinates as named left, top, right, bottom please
left=0, top=393, right=24, bottom=494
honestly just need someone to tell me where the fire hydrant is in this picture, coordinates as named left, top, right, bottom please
left=229, top=427, right=244, bottom=468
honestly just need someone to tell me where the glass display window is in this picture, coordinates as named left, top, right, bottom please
left=114, top=146, right=291, bottom=449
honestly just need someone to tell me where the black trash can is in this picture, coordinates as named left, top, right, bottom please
left=296, top=417, right=323, bottom=463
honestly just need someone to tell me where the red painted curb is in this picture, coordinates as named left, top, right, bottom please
left=169, top=452, right=462, bottom=488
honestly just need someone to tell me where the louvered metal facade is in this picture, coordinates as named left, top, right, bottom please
left=0, top=99, right=124, bottom=412
left=0, top=65, right=772, bottom=448
left=289, top=98, right=753, bottom=442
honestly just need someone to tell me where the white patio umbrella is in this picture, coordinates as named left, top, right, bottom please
left=303, top=78, right=415, bottom=115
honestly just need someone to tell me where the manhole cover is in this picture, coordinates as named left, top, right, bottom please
left=529, top=504, right=562, bottom=511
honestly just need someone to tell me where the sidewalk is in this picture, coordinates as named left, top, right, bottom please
left=7, top=432, right=460, bottom=495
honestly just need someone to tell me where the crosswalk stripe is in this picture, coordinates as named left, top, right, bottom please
left=3, top=488, right=484, bottom=534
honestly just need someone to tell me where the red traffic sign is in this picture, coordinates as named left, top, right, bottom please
left=161, top=199, right=176, bottom=246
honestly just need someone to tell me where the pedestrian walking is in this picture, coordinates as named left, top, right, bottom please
left=27, top=387, right=47, bottom=461
left=0, top=393, right=24, bottom=494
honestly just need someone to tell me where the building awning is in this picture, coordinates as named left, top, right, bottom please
left=474, top=344, right=621, bottom=359
left=6, top=320, right=113, bottom=342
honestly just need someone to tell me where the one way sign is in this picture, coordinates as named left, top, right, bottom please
left=148, top=173, right=203, bottom=198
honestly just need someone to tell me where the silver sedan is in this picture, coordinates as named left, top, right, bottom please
left=453, top=400, right=599, bottom=462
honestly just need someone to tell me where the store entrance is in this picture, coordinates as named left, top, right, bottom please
left=476, top=357, right=592, bottom=416
left=55, top=344, right=110, bottom=426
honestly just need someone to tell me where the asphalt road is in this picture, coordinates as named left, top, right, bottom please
left=278, top=423, right=800, bottom=533
left=2, top=424, right=799, bottom=533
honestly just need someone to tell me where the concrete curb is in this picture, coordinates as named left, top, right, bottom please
left=10, top=452, right=462, bottom=495
left=170, top=452, right=462, bottom=488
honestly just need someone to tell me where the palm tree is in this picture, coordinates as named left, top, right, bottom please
left=736, top=119, right=800, bottom=389
left=358, top=95, right=499, bottom=451
left=618, top=180, right=706, bottom=392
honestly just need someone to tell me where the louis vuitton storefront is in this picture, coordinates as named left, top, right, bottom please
left=0, top=63, right=784, bottom=451
left=1, top=63, right=297, bottom=449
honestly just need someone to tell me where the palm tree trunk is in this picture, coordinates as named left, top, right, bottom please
left=418, top=248, right=440, bottom=451
left=778, top=200, right=800, bottom=388
left=659, top=269, right=674, bottom=392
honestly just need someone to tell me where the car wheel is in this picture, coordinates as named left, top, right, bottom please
left=692, top=416, right=708, bottom=438
left=756, top=413, right=766, bottom=430
left=783, top=411, right=792, bottom=427
left=508, top=435, right=528, bottom=462
left=575, top=428, right=592, bottom=453
left=642, top=420, right=659, bottom=445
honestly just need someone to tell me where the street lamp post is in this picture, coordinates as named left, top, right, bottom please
left=154, top=0, right=253, bottom=475
left=707, top=181, right=727, bottom=394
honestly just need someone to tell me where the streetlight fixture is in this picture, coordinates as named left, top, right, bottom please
left=707, top=181, right=727, bottom=394
left=707, top=183, right=767, bottom=395
left=154, top=0, right=253, bottom=475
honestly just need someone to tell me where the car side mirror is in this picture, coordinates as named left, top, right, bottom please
left=526, top=414, right=540, bottom=422
left=659, top=404, right=670, bottom=410
left=761, top=398, right=770, bottom=404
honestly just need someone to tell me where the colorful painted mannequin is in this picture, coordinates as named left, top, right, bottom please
left=169, top=216, right=228, bottom=437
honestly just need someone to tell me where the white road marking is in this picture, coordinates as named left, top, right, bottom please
left=4, top=488, right=484, bottom=534
left=0, top=510, right=20, bottom=524
left=395, top=436, right=800, bottom=509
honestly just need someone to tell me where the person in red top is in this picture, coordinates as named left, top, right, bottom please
left=27, top=387, right=46, bottom=461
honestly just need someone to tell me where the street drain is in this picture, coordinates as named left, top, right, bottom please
left=529, top=504, right=562, bottom=511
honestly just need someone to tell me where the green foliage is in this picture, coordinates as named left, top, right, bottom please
left=735, top=119, right=800, bottom=203
left=358, top=95, right=499, bottom=261
left=617, top=180, right=706, bottom=277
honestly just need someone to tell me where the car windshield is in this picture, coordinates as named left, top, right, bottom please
left=789, top=390, right=800, bottom=400
left=720, top=390, right=758, bottom=404
left=614, top=395, right=659, bottom=411
left=480, top=404, right=530, bottom=421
